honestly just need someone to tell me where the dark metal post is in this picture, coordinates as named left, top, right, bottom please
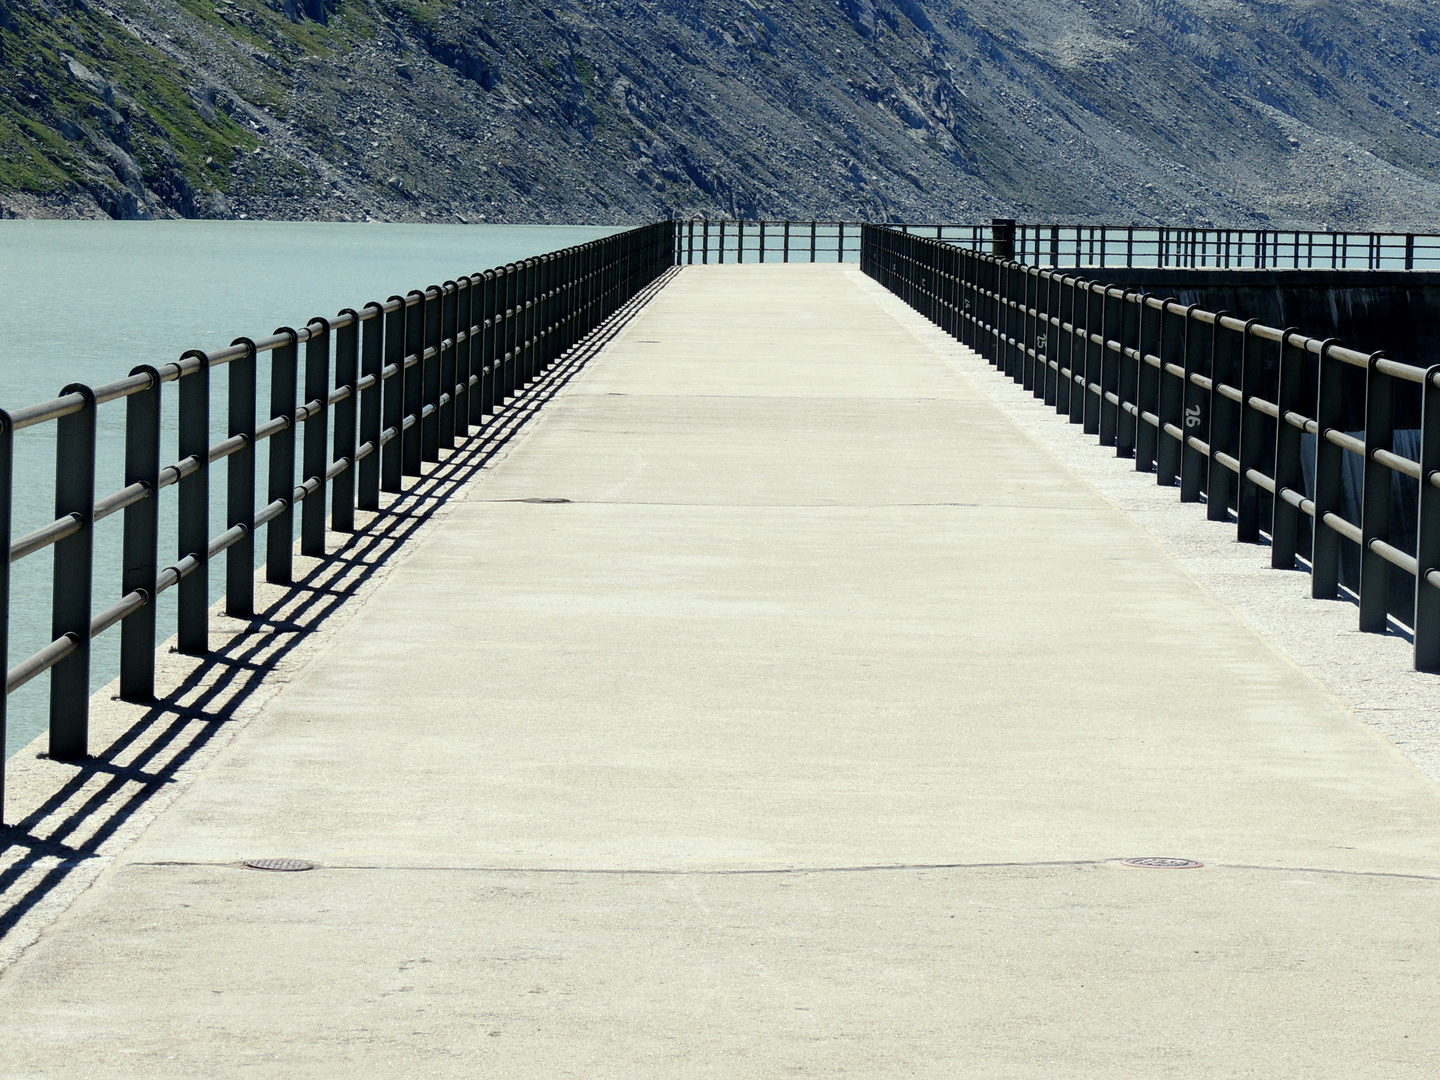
left=177, top=356, right=210, bottom=654
left=480, top=271, right=498, bottom=422
left=991, top=218, right=1016, bottom=260
left=267, top=331, right=298, bottom=584
left=500, top=269, right=518, bottom=407
left=403, top=291, right=425, bottom=475
left=0, top=410, right=10, bottom=819
left=49, top=383, right=97, bottom=758
left=1205, top=315, right=1239, bottom=521
left=1042, top=273, right=1060, bottom=406
left=1235, top=323, right=1265, bottom=542
left=1311, top=339, right=1345, bottom=598
left=226, top=341, right=257, bottom=616
left=438, top=283, right=458, bottom=452
left=1098, top=287, right=1121, bottom=446
left=1179, top=309, right=1209, bottom=502
left=1271, top=330, right=1306, bottom=569
left=1082, top=285, right=1103, bottom=435
left=382, top=298, right=406, bottom=492
left=1116, top=291, right=1140, bottom=458
left=332, top=312, right=359, bottom=533
left=358, top=303, right=384, bottom=511
left=422, top=288, right=442, bottom=463
left=301, top=318, right=330, bottom=556
left=1415, top=366, right=1440, bottom=669
left=1058, top=277, right=1077, bottom=419
left=1359, top=353, right=1395, bottom=632
left=463, top=277, right=484, bottom=432
left=1135, top=298, right=1162, bottom=473
left=1156, top=302, right=1187, bottom=486
left=120, top=368, right=160, bottom=701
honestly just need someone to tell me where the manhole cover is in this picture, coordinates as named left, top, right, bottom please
left=243, top=858, right=316, bottom=872
left=1121, top=857, right=1204, bottom=869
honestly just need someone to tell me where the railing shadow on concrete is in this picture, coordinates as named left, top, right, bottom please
left=0, top=261, right=679, bottom=961
left=0, top=223, right=676, bottom=831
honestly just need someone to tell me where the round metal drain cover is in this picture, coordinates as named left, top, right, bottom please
left=243, top=858, right=316, bottom=872
left=1121, top=857, right=1203, bottom=869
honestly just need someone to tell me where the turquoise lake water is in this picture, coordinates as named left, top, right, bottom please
left=0, top=221, right=622, bottom=757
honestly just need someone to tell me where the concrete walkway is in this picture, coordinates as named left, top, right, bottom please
left=3, top=264, right=1440, bottom=1076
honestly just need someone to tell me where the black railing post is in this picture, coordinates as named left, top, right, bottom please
left=991, top=218, right=1016, bottom=260
left=1116, top=292, right=1140, bottom=458
left=480, top=271, right=498, bottom=422
left=177, top=355, right=210, bottom=655
left=267, top=330, right=299, bottom=584
left=226, top=340, right=257, bottom=616
left=1042, top=272, right=1060, bottom=407
left=1135, top=298, right=1162, bottom=473
left=422, top=288, right=442, bottom=463
left=120, top=367, right=160, bottom=701
left=358, top=303, right=384, bottom=511
left=49, top=383, right=96, bottom=758
left=333, top=311, right=359, bottom=533
left=403, top=291, right=425, bottom=475
left=1235, top=322, right=1265, bottom=542
left=1179, top=308, right=1209, bottom=502
left=1359, top=353, right=1395, bottom=632
left=1082, top=284, right=1103, bottom=435
left=1098, top=287, right=1121, bottom=446
left=439, top=283, right=458, bottom=452
left=382, top=298, right=406, bottom=492
left=1058, top=276, right=1077, bottom=419
left=1271, top=329, right=1306, bottom=569
left=0, top=409, right=9, bottom=820
left=1311, top=339, right=1346, bottom=598
left=501, top=269, right=518, bottom=407
left=1156, top=302, right=1186, bottom=485
left=1415, top=366, right=1440, bottom=669
left=461, top=276, right=482, bottom=433
left=1022, top=268, right=1039, bottom=394
left=301, top=318, right=331, bottom=556
left=1205, top=315, right=1238, bottom=521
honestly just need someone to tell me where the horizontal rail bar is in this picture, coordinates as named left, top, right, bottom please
left=10, top=513, right=82, bottom=563
left=89, top=589, right=148, bottom=639
left=6, top=633, right=78, bottom=694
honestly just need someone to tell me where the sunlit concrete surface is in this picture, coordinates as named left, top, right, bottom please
left=2, top=264, right=1438, bottom=1077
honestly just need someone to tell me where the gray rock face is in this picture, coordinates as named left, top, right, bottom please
left=3, top=0, right=1440, bottom=226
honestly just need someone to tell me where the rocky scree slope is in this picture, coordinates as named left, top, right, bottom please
left=2, top=0, right=1440, bottom=227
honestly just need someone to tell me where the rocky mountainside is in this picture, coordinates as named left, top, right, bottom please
left=3, top=0, right=1440, bottom=227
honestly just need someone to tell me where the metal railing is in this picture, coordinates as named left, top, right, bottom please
left=0, top=221, right=675, bottom=823
left=919, top=221, right=1440, bottom=271
left=862, top=224, right=1440, bottom=671
left=673, top=220, right=988, bottom=265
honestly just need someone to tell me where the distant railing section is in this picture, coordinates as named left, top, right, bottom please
left=908, top=220, right=1440, bottom=271
left=861, top=224, right=1440, bottom=672
left=0, top=221, right=676, bottom=824
left=673, top=219, right=988, bottom=265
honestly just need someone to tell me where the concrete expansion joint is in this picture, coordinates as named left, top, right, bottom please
left=127, top=858, right=1440, bottom=882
